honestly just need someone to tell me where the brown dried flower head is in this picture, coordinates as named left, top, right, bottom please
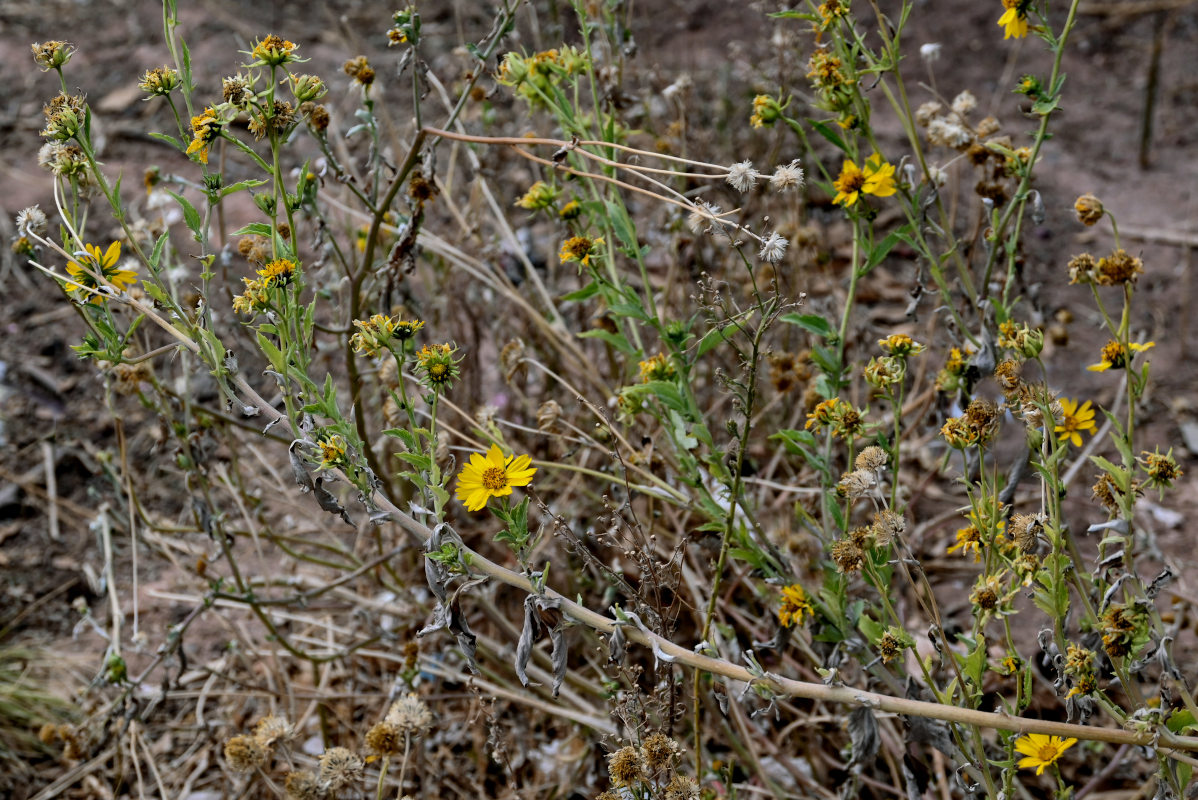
left=1007, top=512, right=1045, bottom=554
left=365, top=721, right=403, bottom=756
left=641, top=731, right=680, bottom=772
left=831, top=537, right=864, bottom=573
left=871, top=509, right=906, bottom=546
left=1074, top=193, right=1103, bottom=226
left=318, top=746, right=363, bottom=791
left=284, top=770, right=322, bottom=800
left=385, top=693, right=433, bottom=735
left=253, top=714, right=294, bottom=750
left=607, top=745, right=646, bottom=786
left=224, top=735, right=268, bottom=773
left=1095, top=249, right=1143, bottom=286
left=855, top=445, right=888, bottom=473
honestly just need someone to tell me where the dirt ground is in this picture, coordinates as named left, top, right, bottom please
left=2, top=0, right=1197, bottom=797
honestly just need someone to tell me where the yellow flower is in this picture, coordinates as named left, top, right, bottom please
left=250, top=34, right=299, bottom=67
left=1014, top=734, right=1076, bottom=775
left=415, top=342, right=460, bottom=391
left=455, top=444, right=537, bottom=512
left=258, top=258, right=297, bottom=287
left=315, top=434, right=347, bottom=469
left=832, top=153, right=897, bottom=207
left=186, top=108, right=221, bottom=164
left=1087, top=340, right=1154, bottom=372
left=1054, top=398, right=1097, bottom=447
left=558, top=235, right=604, bottom=266
left=65, top=241, right=137, bottom=302
left=947, top=525, right=982, bottom=562
left=778, top=584, right=814, bottom=628
left=997, top=0, right=1029, bottom=39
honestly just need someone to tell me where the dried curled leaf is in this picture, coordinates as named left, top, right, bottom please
left=313, top=477, right=352, bottom=525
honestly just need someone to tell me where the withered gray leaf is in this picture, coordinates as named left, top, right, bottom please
left=1146, top=568, right=1174, bottom=599
left=607, top=624, right=626, bottom=665
left=847, top=706, right=880, bottom=768
left=313, top=477, right=353, bottom=525
left=515, top=595, right=538, bottom=688
left=289, top=440, right=314, bottom=493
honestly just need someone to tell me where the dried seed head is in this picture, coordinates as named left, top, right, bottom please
left=836, top=469, right=873, bottom=499
left=855, top=445, right=888, bottom=473
left=769, top=159, right=805, bottom=192
left=951, top=90, right=977, bottom=117
left=725, top=160, right=758, bottom=192
left=284, top=770, right=322, bottom=800
left=224, top=735, right=267, bottom=772
left=608, top=745, right=646, bottom=786
left=1008, top=512, right=1045, bottom=554
left=664, top=775, right=701, bottom=800
left=253, top=715, right=293, bottom=751
left=385, top=693, right=432, bottom=735
left=871, top=509, right=906, bottom=546
left=831, top=537, right=864, bottom=573
left=318, top=747, right=363, bottom=791
left=758, top=231, right=789, bottom=263
left=641, top=731, right=679, bottom=772
left=16, top=206, right=48, bottom=237
left=365, top=721, right=403, bottom=756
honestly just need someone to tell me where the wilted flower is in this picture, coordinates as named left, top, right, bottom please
left=317, top=747, right=363, bottom=792
left=1074, top=193, right=1104, bottom=226
left=224, top=735, right=267, bottom=772
left=138, top=66, right=179, bottom=96
left=769, top=159, right=805, bottom=192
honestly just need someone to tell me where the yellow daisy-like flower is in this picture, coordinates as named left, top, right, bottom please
left=258, top=257, right=297, bottom=287
left=1014, top=733, right=1076, bottom=775
left=186, top=108, right=221, bottom=164
left=997, top=0, right=1029, bottom=39
left=778, top=584, right=814, bottom=628
left=250, top=34, right=299, bottom=67
left=455, top=444, right=537, bottom=512
left=65, top=241, right=137, bottom=302
left=1054, top=398, right=1097, bottom=447
left=832, top=153, right=897, bottom=207
left=947, top=525, right=983, bottom=562
left=1087, top=340, right=1154, bottom=372
left=558, top=235, right=604, bottom=266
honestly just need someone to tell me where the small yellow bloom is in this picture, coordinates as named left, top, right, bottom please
left=65, top=241, right=137, bottom=302
left=997, top=0, right=1029, bottom=39
left=186, top=108, right=221, bottom=164
left=1054, top=398, right=1097, bottom=447
left=778, top=584, right=814, bottom=628
left=559, top=235, right=604, bottom=266
left=315, top=434, right=347, bottom=469
left=833, top=153, right=897, bottom=207
left=257, top=258, right=297, bottom=287
left=947, top=525, right=982, bottom=562
left=1014, top=733, right=1076, bottom=775
left=1087, top=340, right=1154, bottom=372
left=455, top=444, right=537, bottom=512
left=250, top=34, right=299, bottom=67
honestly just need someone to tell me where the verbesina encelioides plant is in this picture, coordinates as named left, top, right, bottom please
left=13, top=0, right=1197, bottom=797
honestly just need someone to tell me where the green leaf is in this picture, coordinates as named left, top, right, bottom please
left=256, top=331, right=286, bottom=373
left=862, top=228, right=905, bottom=276
left=781, top=313, right=834, bottom=339
left=808, top=119, right=846, bottom=153
left=148, top=131, right=183, bottom=149
left=149, top=231, right=169, bottom=270
left=561, top=281, right=601, bottom=302
left=220, top=179, right=267, bottom=198
left=605, top=199, right=638, bottom=253
left=232, top=222, right=276, bottom=237
left=696, top=325, right=732, bottom=358
left=608, top=300, right=651, bottom=321
left=167, top=190, right=203, bottom=242
left=577, top=328, right=635, bottom=354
